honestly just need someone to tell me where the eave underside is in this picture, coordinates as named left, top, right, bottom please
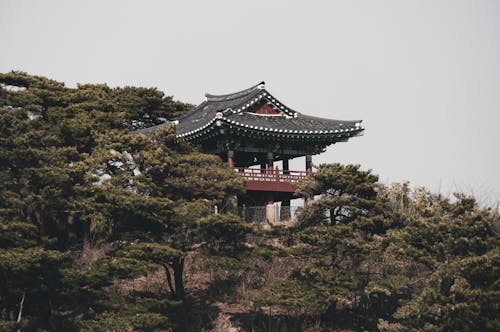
left=130, top=82, right=365, bottom=166
left=194, top=130, right=361, bottom=167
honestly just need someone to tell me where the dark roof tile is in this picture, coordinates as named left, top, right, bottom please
left=131, top=83, right=364, bottom=141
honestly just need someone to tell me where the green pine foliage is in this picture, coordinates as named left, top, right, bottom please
left=0, top=71, right=245, bottom=331
left=245, top=165, right=498, bottom=331
left=0, top=72, right=498, bottom=331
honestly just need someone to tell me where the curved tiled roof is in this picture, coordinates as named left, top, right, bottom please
left=205, top=81, right=265, bottom=102
left=129, top=121, right=174, bottom=136
left=131, top=82, right=364, bottom=142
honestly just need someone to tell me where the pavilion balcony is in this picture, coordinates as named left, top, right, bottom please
left=234, top=167, right=308, bottom=192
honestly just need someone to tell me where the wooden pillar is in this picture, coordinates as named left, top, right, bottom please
left=306, top=154, right=312, bottom=175
left=305, top=154, right=313, bottom=204
left=260, top=161, right=267, bottom=173
left=283, top=159, right=289, bottom=175
left=227, top=150, right=234, bottom=169
left=266, top=152, right=274, bottom=170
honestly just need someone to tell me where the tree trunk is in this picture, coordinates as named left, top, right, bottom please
left=163, top=264, right=175, bottom=297
left=16, top=291, right=25, bottom=332
left=329, top=208, right=335, bottom=225
left=171, top=257, right=193, bottom=332
left=172, top=257, right=185, bottom=299
left=34, top=209, right=45, bottom=235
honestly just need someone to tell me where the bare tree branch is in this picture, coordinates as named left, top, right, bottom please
left=16, top=291, right=25, bottom=330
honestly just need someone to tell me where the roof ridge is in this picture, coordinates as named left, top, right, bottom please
left=173, top=102, right=204, bottom=121
left=129, top=121, right=174, bottom=136
left=205, top=81, right=265, bottom=102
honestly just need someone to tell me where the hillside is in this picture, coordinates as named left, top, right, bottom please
left=0, top=72, right=498, bottom=332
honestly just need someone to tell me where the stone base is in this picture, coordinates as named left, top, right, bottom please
left=266, top=204, right=276, bottom=223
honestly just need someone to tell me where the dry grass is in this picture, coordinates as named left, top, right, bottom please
left=74, top=239, right=111, bottom=269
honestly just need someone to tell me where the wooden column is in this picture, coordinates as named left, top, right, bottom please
left=260, top=161, right=267, bottom=173
left=227, top=150, right=234, bottom=169
left=305, top=154, right=313, bottom=204
left=283, top=159, right=289, bottom=175
left=306, top=154, right=312, bottom=175
left=266, top=152, right=274, bottom=170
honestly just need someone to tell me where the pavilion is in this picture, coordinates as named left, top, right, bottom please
left=132, top=82, right=364, bottom=223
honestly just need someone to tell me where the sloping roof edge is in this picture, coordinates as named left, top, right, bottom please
left=130, top=82, right=365, bottom=141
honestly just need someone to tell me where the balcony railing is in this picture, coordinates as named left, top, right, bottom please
left=235, top=167, right=308, bottom=184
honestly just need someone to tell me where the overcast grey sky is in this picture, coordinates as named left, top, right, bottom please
left=1, top=0, right=499, bottom=202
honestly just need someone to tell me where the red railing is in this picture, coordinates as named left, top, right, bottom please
left=235, top=167, right=308, bottom=184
